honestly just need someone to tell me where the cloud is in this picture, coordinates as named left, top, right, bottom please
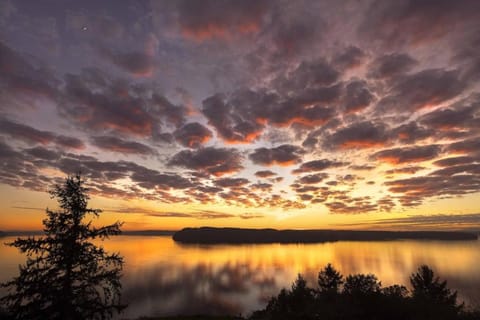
left=0, top=117, right=54, bottom=145
left=367, top=53, right=417, bottom=79
left=359, top=0, right=480, bottom=48
left=0, top=41, right=58, bottom=101
left=419, top=96, right=480, bottom=131
left=323, top=121, right=389, bottom=150
left=254, top=170, right=277, bottom=178
left=325, top=197, right=378, bottom=214
left=385, top=166, right=425, bottom=175
left=391, top=122, right=433, bottom=144
left=343, top=80, right=374, bottom=113
left=174, top=122, right=213, bottom=148
left=385, top=174, right=480, bottom=207
left=433, top=156, right=477, bottom=167
left=168, top=147, right=244, bottom=176
left=174, top=0, right=269, bottom=41
left=215, top=177, right=250, bottom=188
left=98, top=47, right=155, bottom=77
left=201, top=92, right=267, bottom=144
left=285, top=59, right=339, bottom=89
left=61, top=68, right=187, bottom=137
left=292, top=159, right=347, bottom=174
left=362, top=213, right=480, bottom=231
left=446, top=138, right=480, bottom=154
left=333, top=46, right=366, bottom=70
left=249, top=144, right=305, bottom=166
left=372, top=145, right=441, bottom=164
left=90, top=136, right=156, bottom=155
left=296, top=173, right=328, bottom=184
left=377, top=69, right=465, bottom=112
left=0, top=117, right=84, bottom=149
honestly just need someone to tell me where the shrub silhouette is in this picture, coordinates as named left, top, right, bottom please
left=0, top=174, right=125, bottom=320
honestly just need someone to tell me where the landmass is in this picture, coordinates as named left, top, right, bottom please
left=173, top=227, right=478, bottom=244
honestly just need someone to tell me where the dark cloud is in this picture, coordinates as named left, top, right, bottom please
left=420, top=96, right=480, bottom=132
left=174, top=0, right=269, bottom=41
left=168, top=147, right=244, bottom=176
left=249, top=144, right=305, bottom=166
left=333, top=46, right=366, bottom=70
left=292, top=159, right=347, bottom=174
left=391, top=122, right=432, bottom=144
left=61, top=68, right=186, bottom=137
left=254, top=170, right=277, bottom=178
left=385, top=166, right=425, bottom=175
left=429, top=164, right=480, bottom=177
left=174, top=122, right=213, bottom=148
left=0, top=117, right=54, bottom=145
left=0, top=117, right=84, bottom=149
left=367, top=53, right=416, bottom=79
left=90, top=136, right=156, bottom=155
left=98, top=47, right=155, bottom=77
left=215, top=177, right=250, bottom=188
left=323, top=121, right=389, bottom=150
left=24, top=146, right=61, bottom=161
left=297, top=173, right=328, bottom=184
left=349, top=164, right=375, bottom=171
left=283, top=59, right=339, bottom=90
left=446, top=138, right=480, bottom=154
left=325, top=197, right=377, bottom=214
left=372, top=145, right=441, bottom=164
left=54, top=135, right=85, bottom=150
left=343, top=80, right=374, bottom=113
left=386, top=174, right=480, bottom=207
left=360, top=0, right=480, bottom=48
left=0, top=41, right=58, bottom=101
left=268, top=100, right=336, bottom=128
left=201, top=92, right=269, bottom=144
left=433, top=156, right=477, bottom=167
left=377, top=69, right=465, bottom=113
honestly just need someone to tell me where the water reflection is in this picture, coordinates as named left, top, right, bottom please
left=1, top=236, right=479, bottom=318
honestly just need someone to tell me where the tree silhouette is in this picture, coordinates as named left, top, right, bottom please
left=317, top=263, right=344, bottom=294
left=0, top=174, right=125, bottom=320
left=410, top=265, right=459, bottom=307
left=343, top=274, right=381, bottom=295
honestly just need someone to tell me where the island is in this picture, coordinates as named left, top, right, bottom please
left=173, top=227, right=478, bottom=244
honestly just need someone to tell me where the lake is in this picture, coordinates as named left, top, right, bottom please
left=1, top=235, right=479, bottom=319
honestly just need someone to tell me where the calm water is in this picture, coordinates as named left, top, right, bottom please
left=1, top=235, right=479, bottom=319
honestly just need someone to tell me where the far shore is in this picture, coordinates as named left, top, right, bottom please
left=172, top=227, right=479, bottom=244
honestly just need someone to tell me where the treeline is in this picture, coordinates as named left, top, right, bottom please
left=173, top=227, right=478, bottom=244
left=249, top=264, right=479, bottom=320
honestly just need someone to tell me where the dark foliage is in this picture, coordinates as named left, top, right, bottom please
left=0, top=174, right=125, bottom=320
left=317, top=263, right=343, bottom=294
left=250, top=264, right=477, bottom=320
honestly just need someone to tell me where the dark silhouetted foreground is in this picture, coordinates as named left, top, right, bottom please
left=173, top=227, right=478, bottom=244
left=249, top=264, right=479, bottom=320
left=0, top=174, right=125, bottom=320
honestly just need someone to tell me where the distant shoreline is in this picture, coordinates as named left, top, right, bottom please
left=0, top=230, right=176, bottom=237
left=173, top=227, right=478, bottom=244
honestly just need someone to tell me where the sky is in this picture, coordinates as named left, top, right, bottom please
left=1, top=0, right=480, bottom=232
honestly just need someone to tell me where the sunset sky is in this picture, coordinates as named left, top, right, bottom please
left=1, top=0, right=480, bottom=231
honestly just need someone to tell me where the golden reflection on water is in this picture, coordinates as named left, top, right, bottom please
left=1, top=236, right=479, bottom=318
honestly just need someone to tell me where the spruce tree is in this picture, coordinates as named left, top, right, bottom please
left=1, top=174, right=125, bottom=320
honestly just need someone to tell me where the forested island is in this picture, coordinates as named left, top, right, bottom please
left=173, top=227, right=478, bottom=244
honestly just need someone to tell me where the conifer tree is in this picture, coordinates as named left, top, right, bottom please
left=1, top=174, right=125, bottom=320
